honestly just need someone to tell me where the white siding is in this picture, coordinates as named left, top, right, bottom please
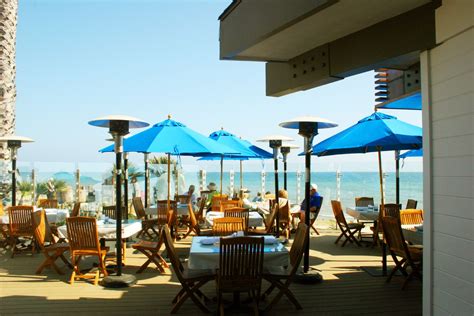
left=427, top=0, right=474, bottom=314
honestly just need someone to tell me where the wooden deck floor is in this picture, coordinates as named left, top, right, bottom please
left=0, top=228, right=422, bottom=315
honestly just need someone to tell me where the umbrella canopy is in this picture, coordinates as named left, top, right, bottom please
left=400, top=148, right=423, bottom=159
left=312, top=112, right=422, bottom=156
left=100, top=118, right=238, bottom=156
left=375, top=91, right=422, bottom=111
left=197, top=129, right=272, bottom=195
left=198, top=129, right=272, bottom=160
left=311, top=111, right=422, bottom=276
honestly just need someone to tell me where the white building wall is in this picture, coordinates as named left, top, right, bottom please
left=424, top=1, right=473, bottom=314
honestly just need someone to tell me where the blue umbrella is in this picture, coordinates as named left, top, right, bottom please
left=376, top=91, right=421, bottom=110
left=100, top=116, right=238, bottom=202
left=400, top=148, right=423, bottom=158
left=198, top=129, right=272, bottom=193
left=312, top=112, right=422, bottom=276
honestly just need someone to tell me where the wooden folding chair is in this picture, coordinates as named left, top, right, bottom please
left=309, top=197, right=323, bottom=235
left=133, top=197, right=159, bottom=239
left=32, top=210, right=72, bottom=275
left=163, top=225, right=215, bottom=313
left=383, top=203, right=401, bottom=219
left=175, top=194, right=191, bottom=204
left=7, top=205, right=35, bottom=257
left=278, top=201, right=292, bottom=239
left=180, top=203, right=212, bottom=239
left=405, top=199, right=418, bottom=209
left=355, top=197, right=374, bottom=207
left=248, top=203, right=278, bottom=235
left=220, top=199, right=240, bottom=212
left=261, top=222, right=308, bottom=311
left=331, top=200, right=364, bottom=247
left=223, top=208, right=249, bottom=232
left=211, top=194, right=228, bottom=212
left=195, top=195, right=207, bottom=224
left=400, top=209, right=423, bottom=225
left=131, top=232, right=169, bottom=273
left=102, top=205, right=118, bottom=219
left=217, top=236, right=265, bottom=315
left=381, top=216, right=423, bottom=289
left=70, top=202, right=81, bottom=217
left=38, top=199, right=58, bottom=208
left=66, top=217, right=111, bottom=285
left=212, top=217, right=245, bottom=236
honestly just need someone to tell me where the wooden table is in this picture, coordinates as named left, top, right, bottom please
left=188, top=236, right=289, bottom=270
left=57, top=219, right=142, bottom=239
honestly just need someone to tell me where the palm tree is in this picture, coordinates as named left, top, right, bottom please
left=18, top=181, right=32, bottom=205
left=0, top=0, right=18, bottom=197
left=149, top=155, right=176, bottom=178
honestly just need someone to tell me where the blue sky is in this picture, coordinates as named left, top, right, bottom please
left=14, top=0, right=422, bottom=172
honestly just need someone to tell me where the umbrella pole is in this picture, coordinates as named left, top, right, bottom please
left=239, top=160, right=243, bottom=192
left=11, top=153, right=16, bottom=206
left=377, top=149, right=387, bottom=276
left=167, top=153, right=171, bottom=210
left=283, top=153, right=288, bottom=191
left=395, top=150, right=400, bottom=206
left=220, top=156, right=223, bottom=195
left=144, top=153, right=149, bottom=207
left=273, top=148, right=280, bottom=237
left=123, top=153, right=129, bottom=220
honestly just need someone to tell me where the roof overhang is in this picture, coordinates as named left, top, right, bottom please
left=219, top=0, right=439, bottom=96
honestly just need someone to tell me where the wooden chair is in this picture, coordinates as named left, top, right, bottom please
left=220, top=199, right=240, bottom=212
left=38, top=199, right=58, bottom=208
left=383, top=203, right=401, bottom=219
left=31, top=210, right=72, bottom=275
left=309, top=197, right=323, bottom=235
left=406, top=199, right=418, bottom=209
left=248, top=203, right=278, bottom=235
left=261, top=222, right=309, bottom=311
left=224, top=208, right=249, bottom=232
left=211, top=194, right=228, bottom=212
left=133, top=197, right=159, bottom=239
left=102, top=205, right=118, bottom=219
left=381, top=216, right=423, bottom=289
left=131, top=231, right=169, bottom=273
left=400, top=209, right=423, bottom=226
left=157, top=200, right=178, bottom=239
left=212, top=217, right=245, bottom=236
left=7, top=205, right=35, bottom=257
left=66, top=217, right=110, bottom=285
left=162, top=225, right=215, bottom=313
left=70, top=202, right=81, bottom=217
left=217, top=236, right=265, bottom=315
left=278, top=201, right=292, bottom=239
left=331, top=200, right=364, bottom=247
left=195, top=195, right=207, bottom=224
left=181, top=204, right=212, bottom=239
left=355, top=197, right=374, bottom=207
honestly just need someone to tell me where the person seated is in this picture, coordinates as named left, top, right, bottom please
left=241, top=189, right=257, bottom=210
left=252, top=192, right=263, bottom=202
left=186, top=185, right=198, bottom=210
left=205, top=182, right=218, bottom=210
left=257, top=189, right=290, bottom=217
left=299, top=183, right=322, bottom=224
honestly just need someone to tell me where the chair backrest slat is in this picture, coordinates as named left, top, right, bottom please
left=355, top=197, right=374, bottom=207
left=38, top=199, right=58, bottom=209
left=218, top=236, right=264, bottom=288
left=175, top=194, right=190, bottom=204
left=213, top=217, right=244, bottom=236
left=289, top=223, right=309, bottom=269
left=400, top=209, right=423, bottom=225
left=66, top=217, right=100, bottom=251
left=383, top=203, right=401, bottom=219
left=211, top=195, right=228, bottom=212
left=8, top=206, right=34, bottom=235
left=132, top=197, right=146, bottom=219
left=220, top=200, right=240, bottom=212
left=70, top=202, right=81, bottom=217
left=32, top=210, right=55, bottom=247
left=223, top=208, right=249, bottom=232
left=381, top=216, right=412, bottom=259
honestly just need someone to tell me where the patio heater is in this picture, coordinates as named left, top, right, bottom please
left=107, top=137, right=129, bottom=219
left=0, top=135, right=34, bottom=206
left=280, top=116, right=337, bottom=281
left=89, top=115, right=149, bottom=288
left=280, top=143, right=299, bottom=191
left=257, top=135, right=294, bottom=236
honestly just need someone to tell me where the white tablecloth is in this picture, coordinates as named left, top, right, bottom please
left=205, top=211, right=264, bottom=227
left=57, top=220, right=142, bottom=239
left=145, top=203, right=190, bottom=217
left=0, top=208, right=69, bottom=224
left=188, top=236, right=289, bottom=270
left=346, top=207, right=379, bottom=221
